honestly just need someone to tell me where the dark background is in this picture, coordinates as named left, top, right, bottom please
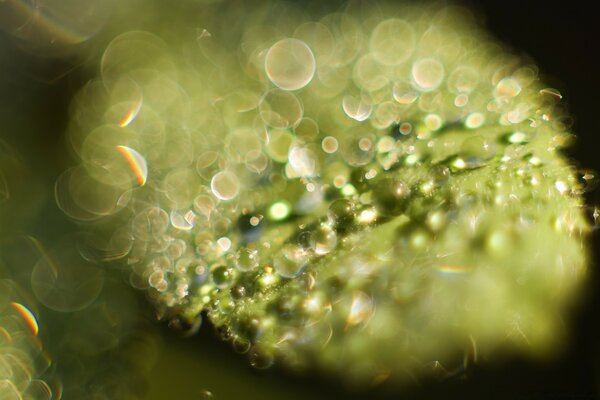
left=1, top=1, right=599, bottom=399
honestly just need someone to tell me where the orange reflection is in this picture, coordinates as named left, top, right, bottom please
left=10, top=302, right=39, bottom=336
left=116, top=145, right=148, bottom=186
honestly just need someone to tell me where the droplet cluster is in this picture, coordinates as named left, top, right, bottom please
left=61, top=0, right=592, bottom=384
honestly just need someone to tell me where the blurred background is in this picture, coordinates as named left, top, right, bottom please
left=1, top=0, right=599, bottom=398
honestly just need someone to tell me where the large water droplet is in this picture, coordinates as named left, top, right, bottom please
left=412, top=58, right=444, bottom=91
left=211, top=171, right=240, bottom=201
left=265, top=38, right=316, bottom=91
left=235, top=247, right=259, bottom=272
left=273, top=243, right=308, bottom=278
left=310, top=224, right=338, bottom=255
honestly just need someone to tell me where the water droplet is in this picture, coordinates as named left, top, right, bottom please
left=235, top=247, right=259, bottom=272
left=392, top=80, right=418, bottom=105
left=211, top=171, right=240, bottom=201
left=211, top=265, right=236, bottom=289
left=342, top=95, right=372, bottom=121
left=310, top=224, right=338, bottom=255
left=170, top=209, right=196, bottom=230
left=232, top=337, right=251, bottom=354
left=495, top=77, right=521, bottom=98
left=321, top=136, right=339, bottom=154
left=426, top=210, right=447, bottom=232
left=464, top=112, right=485, bottom=129
left=424, top=113, right=442, bottom=131
left=328, top=198, right=355, bottom=232
left=342, top=136, right=375, bottom=166
left=412, top=58, right=445, bottom=91
left=372, top=177, right=411, bottom=216
left=265, top=38, right=316, bottom=91
left=273, top=243, right=308, bottom=278
left=507, top=131, right=528, bottom=144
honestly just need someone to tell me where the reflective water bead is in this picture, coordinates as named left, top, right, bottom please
left=372, top=177, right=411, bottom=216
left=507, top=131, right=528, bottom=144
left=211, top=171, right=240, bottom=201
left=211, top=265, right=236, bottom=289
left=265, top=38, right=316, bottom=91
left=310, top=224, right=338, bottom=255
left=321, top=136, right=339, bottom=154
left=465, top=112, right=485, bottom=129
left=412, top=58, right=445, bottom=91
left=273, top=243, right=308, bottom=278
left=495, top=77, right=521, bottom=98
left=235, top=247, right=259, bottom=272
left=328, top=198, right=355, bottom=232
left=342, top=95, right=372, bottom=122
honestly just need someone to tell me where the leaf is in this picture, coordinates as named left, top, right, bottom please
left=60, top=0, right=591, bottom=387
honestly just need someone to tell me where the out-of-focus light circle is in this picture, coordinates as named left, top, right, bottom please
left=265, top=38, right=316, bottom=91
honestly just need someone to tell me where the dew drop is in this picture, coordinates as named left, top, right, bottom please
left=372, top=177, right=411, bottom=216
left=465, top=112, right=485, bottom=129
left=412, top=58, right=445, bottom=91
left=310, top=224, right=338, bottom=255
left=342, top=95, right=372, bottom=121
left=328, top=198, right=355, bottom=231
left=392, top=81, right=418, bottom=105
left=265, top=38, right=316, bottom=91
left=273, top=243, right=308, bottom=278
left=235, top=247, right=259, bottom=272
left=507, top=131, right=528, bottom=144
left=170, top=209, right=196, bottom=230
left=211, top=171, right=240, bottom=201
left=211, top=265, right=236, bottom=289
left=321, top=136, right=339, bottom=154
left=495, top=77, right=521, bottom=98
